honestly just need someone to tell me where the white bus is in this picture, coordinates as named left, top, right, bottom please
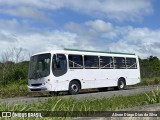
left=28, top=48, right=140, bottom=95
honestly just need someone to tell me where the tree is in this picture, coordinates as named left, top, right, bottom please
left=140, top=56, right=160, bottom=78
left=0, top=48, right=28, bottom=85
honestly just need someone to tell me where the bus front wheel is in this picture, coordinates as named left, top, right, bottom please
left=68, top=81, right=80, bottom=95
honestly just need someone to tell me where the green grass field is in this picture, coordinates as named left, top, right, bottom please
left=138, top=77, right=160, bottom=86
left=0, top=89, right=160, bottom=120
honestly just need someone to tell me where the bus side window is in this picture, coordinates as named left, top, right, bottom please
left=114, top=57, right=126, bottom=69
left=84, top=55, right=99, bottom=69
left=68, top=54, right=83, bottom=69
left=126, top=58, right=137, bottom=69
left=100, top=56, right=113, bottom=69
left=57, top=54, right=67, bottom=70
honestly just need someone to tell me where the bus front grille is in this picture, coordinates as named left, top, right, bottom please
left=31, top=83, right=42, bottom=87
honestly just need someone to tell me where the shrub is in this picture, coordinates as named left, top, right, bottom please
left=144, top=87, right=160, bottom=104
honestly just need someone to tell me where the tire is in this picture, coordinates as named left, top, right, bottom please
left=116, top=78, right=126, bottom=90
left=68, top=81, right=80, bottom=95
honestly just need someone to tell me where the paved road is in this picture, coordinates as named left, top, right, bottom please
left=0, top=85, right=159, bottom=104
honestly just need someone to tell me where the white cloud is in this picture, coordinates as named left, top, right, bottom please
left=0, top=18, right=160, bottom=59
left=0, top=25, right=160, bottom=59
left=85, top=19, right=113, bottom=32
left=0, top=29, right=97, bottom=58
left=64, top=0, right=153, bottom=21
left=16, top=31, right=78, bottom=52
left=100, top=0, right=153, bottom=21
left=108, top=28, right=160, bottom=58
left=65, top=21, right=160, bottom=58
left=0, top=19, right=19, bottom=31
left=0, top=0, right=153, bottom=21
left=0, top=30, right=17, bottom=42
left=0, top=19, right=36, bottom=35
left=0, top=6, right=51, bottom=22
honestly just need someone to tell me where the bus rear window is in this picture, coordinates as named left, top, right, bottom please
left=126, top=58, right=137, bottom=69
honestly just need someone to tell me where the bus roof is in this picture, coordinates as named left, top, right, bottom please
left=32, top=48, right=136, bottom=57
left=64, top=48, right=136, bottom=55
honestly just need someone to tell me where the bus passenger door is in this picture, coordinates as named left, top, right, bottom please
left=52, top=54, right=67, bottom=77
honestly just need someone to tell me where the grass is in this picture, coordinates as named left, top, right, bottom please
left=0, top=81, right=28, bottom=98
left=144, top=87, right=160, bottom=104
left=0, top=94, right=154, bottom=114
left=135, top=76, right=160, bottom=86
left=0, top=91, right=160, bottom=120
left=0, top=88, right=160, bottom=119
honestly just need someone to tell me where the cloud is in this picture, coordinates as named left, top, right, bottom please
left=100, top=0, right=153, bottom=21
left=0, top=30, right=17, bottom=42
left=0, top=6, right=51, bottom=22
left=108, top=28, right=160, bottom=58
left=0, top=17, right=160, bottom=59
left=64, top=0, right=153, bottom=21
left=0, top=19, right=38, bottom=35
left=0, top=25, right=160, bottom=59
left=85, top=19, right=113, bottom=32
left=0, top=19, right=19, bottom=31
left=0, top=29, right=96, bottom=57
left=0, top=0, right=153, bottom=22
left=65, top=20, right=160, bottom=58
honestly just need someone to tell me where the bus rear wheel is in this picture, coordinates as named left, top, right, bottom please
left=116, top=78, right=126, bottom=90
left=68, top=81, right=80, bottom=95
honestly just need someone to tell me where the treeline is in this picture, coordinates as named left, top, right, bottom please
left=0, top=48, right=29, bottom=86
left=0, top=55, right=160, bottom=86
left=140, top=56, right=160, bottom=78
left=0, top=61, right=29, bottom=85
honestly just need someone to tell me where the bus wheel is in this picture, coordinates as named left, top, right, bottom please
left=68, top=81, right=80, bottom=95
left=117, top=78, right=126, bottom=90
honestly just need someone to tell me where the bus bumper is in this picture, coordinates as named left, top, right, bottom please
left=28, top=85, right=51, bottom=92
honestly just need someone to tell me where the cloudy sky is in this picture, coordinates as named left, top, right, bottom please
left=0, top=0, right=160, bottom=59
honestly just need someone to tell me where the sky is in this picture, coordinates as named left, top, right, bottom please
left=0, top=0, right=160, bottom=59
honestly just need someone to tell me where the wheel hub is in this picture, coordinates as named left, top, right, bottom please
left=71, top=84, right=78, bottom=92
left=120, top=81, right=124, bottom=88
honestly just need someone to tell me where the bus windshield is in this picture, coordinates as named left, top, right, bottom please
left=28, top=53, right=51, bottom=79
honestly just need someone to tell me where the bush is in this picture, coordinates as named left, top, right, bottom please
left=140, top=56, right=160, bottom=78
left=144, top=87, right=160, bottom=104
left=0, top=61, right=29, bottom=86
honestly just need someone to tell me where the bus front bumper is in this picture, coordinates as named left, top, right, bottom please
left=28, top=85, right=49, bottom=92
